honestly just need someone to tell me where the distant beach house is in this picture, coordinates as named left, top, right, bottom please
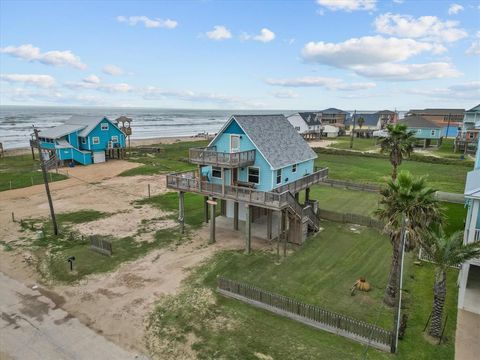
left=345, top=111, right=398, bottom=138
left=36, top=115, right=126, bottom=165
left=399, top=115, right=442, bottom=148
left=405, top=108, right=464, bottom=137
left=456, top=105, right=480, bottom=153
left=286, top=112, right=322, bottom=139
left=319, top=108, right=348, bottom=137
left=166, top=114, right=328, bottom=251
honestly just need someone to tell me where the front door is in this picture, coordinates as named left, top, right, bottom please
left=230, top=135, right=240, bottom=152
left=231, top=168, right=238, bottom=185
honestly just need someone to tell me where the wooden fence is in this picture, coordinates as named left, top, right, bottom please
left=90, top=236, right=112, bottom=256
left=217, top=277, right=393, bottom=352
left=318, top=208, right=384, bottom=230
left=319, top=179, right=380, bottom=193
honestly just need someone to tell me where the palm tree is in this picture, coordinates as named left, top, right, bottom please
left=375, top=171, right=442, bottom=306
left=357, top=117, right=365, bottom=129
left=420, top=227, right=480, bottom=338
left=379, top=124, right=415, bottom=180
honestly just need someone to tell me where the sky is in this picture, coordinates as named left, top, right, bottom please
left=0, top=0, right=479, bottom=110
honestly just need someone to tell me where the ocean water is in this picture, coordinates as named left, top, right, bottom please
left=0, top=106, right=294, bottom=149
left=0, top=106, right=406, bottom=149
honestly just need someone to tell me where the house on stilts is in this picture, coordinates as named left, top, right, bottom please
left=166, top=114, right=329, bottom=253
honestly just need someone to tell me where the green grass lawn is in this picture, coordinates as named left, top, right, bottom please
left=328, top=136, right=380, bottom=152
left=146, top=220, right=459, bottom=359
left=316, top=153, right=468, bottom=193
left=120, top=140, right=209, bottom=176
left=0, top=154, right=67, bottom=191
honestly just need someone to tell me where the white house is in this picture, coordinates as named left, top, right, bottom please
left=322, top=124, right=340, bottom=138
left=287, top=112, right=322, bottom=138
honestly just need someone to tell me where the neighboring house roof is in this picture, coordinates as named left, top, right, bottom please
left=466, top=104, right=480, bottom=113
left=375, top=110, right=396, bottom=115
left=56, top=139, right=74, bottom=149
left=407, top=108, right=465, bottom=116
left=345, top=113, right=379, bottom=127
left=297, top=112, right=321, bottom=126
left=38, top=124, right=85, bottom=139
left=213, top=114, right=317, bottom=170
left=465, top=169, right=480, bottom=199
left=64, top=115, right=113, bottom=137
left=399, top=115, right=441, bottom=129
left=320, top=108, right=348, bottom=114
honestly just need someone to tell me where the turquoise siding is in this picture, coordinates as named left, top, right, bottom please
left=85, top=118, right=126, bottom=151
left=39, top=141, right=55, bottom=150
left=56, top=147, right=92, bottom=165
left=203, top=119, right=315, bottom=192
left=67, top=131, right=80, bottom=148
left=409, top=127, right=442, bottom=139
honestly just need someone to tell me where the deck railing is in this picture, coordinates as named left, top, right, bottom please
left=274, top=168, right=329, bottom=194
left=189, top=146, right=255, bottom=167
left=217, top=277, right=393, bottom=352
left=465, top=228, right=480, bottom=244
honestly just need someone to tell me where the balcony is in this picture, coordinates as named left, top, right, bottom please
left=189, top=146, right=255, bottom=168
left=466, top=228, right=480, bottom=244
left=273, top=168, right=329, bottom=194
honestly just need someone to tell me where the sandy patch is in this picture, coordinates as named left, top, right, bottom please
left=308, top=139, right=336, bottom=148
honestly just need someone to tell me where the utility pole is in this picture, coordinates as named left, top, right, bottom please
left=33, top=127, right=58, bottom=235
left=391, top=214, right=407, bottom=353
left=349, top=110, right=357, bottom=150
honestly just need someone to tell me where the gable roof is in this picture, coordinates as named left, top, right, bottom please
left=320, top=108, right=348, bottom=115
left=297, top=112, right=322, bottom=125
left=399, top=115, right=441, bottom=129
left=212, top=114, right=317, bottom=170
left=38, top=124, right=85, bottom=139
left=466, top=104, right=480, bottom=112
left=64, top=115, right=115, bottom=137
left=345, top=113, right=380, bottom=127
left=407, top=108, right=465, bottom=116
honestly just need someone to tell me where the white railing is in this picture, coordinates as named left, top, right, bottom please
left=189, top=146, right=255, bottom=167
left=465, top=228, right=480, bottom=244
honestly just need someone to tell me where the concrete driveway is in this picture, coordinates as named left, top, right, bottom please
left=0, top=272, right=140, bottom=360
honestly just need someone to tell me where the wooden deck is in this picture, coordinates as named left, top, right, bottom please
left=189, top=146, right=255, bottom=168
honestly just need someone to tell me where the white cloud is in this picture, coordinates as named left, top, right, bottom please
left=272, top=90, right=299, bottom=99
left=206, top=26, right=232, bottom=40
left=242, top=28, right=276, bottom=42
left=65, top=76, right=132, bottom=93
left=409, top=81, right=480, bottom=100
left=266, top=76, right=376, bottom=91
left=316, top=0, right=376, bottom=12
left=302, top=36, right=445, bottom=67
left=102, top=64, right=124, bottom=76
left=466, top=31, right=480, bottom=56
left=0, top=44, right=86, bottom=69
left=393, top=0, right=404, bottom=4
left=0, top=74, right=56, bottom=88
left=448, top=4, right=464, bottom=15
left=353, top=62, right=461, bottom=80
left=83, top=75, right=101, bottom=84
left=117, top=15, right=177, bottom=29
left=374, top=13, right=467, bottom=43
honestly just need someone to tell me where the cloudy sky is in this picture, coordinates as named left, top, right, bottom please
left=0, top=0, right=479, bottom=109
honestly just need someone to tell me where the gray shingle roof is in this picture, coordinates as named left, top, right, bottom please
left=399, top=115, right=441, bottom=129
left=407, top=108, right=464, bottom=116
left=345, top=113, right=379, bottom=127
left=64, top=115, right=108, bottom=137
left=38, top=124, right=85, bottom=139
left=229, top=114, right=317, bottom=169
left=298, top=112, right=322, bottom=126
left=320, top=108, right=348, bottom=114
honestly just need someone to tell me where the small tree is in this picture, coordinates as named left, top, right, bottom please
left=357, top=117, right=365, bottom=129
left=380, top=124, right=415, bottom=180
left=420, top=228, right=480, bottom=338
left=375, top=171, right=442, bottom=306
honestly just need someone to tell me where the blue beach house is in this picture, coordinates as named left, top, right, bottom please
left=37, top=115, right=126, bottom=165
left=167, top=114, right=329, bottom=251
left=399, top=115, right=442, bottom=148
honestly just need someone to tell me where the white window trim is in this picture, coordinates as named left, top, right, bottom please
left=276, top=169, right=282, bottom=185
left=230, top=134, right=240, bottom=152
left=247, top=166, right=260, bottom=184
left=212, top=166, right=222, bottom=179
left=292, top=164, right=297, bottom=173
left=111, top=135, right=119, bottom=142
left=101, top=123, right=109, bottom=131
left=92, top=137, right=100, bottom=145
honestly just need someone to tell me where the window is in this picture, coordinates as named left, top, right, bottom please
left=248, top=167, right=259, bottom=184
left=92, top=137, right=100, bottom=145
left=276, top=169, right=282, bottom=184
left=292, top=164, right=297, bottom=173
left=81, top=137, right=86, bottom=144
left=101, top=123, right=109, bottom=131
left=212, top=167, right=222, bottom=179
left=469, top=132, right=474, bottom=139
left=294, top=126, right=300, bottom=131
left=431, top=130, right=436, bottom=136
left=230, top=135, right=240, bottom=152
left=111, top=135, right=118, bottom=142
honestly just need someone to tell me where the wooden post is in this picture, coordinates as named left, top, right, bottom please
left=30, top=143, right=35, bottom=160
left=178, top=191, right=185, bottom=234
left=204, top=196, right=209, bottom=223
left=245, top=204, right=251, bottom=254
left=198, top=165, right=202, bottom=192
left=305, top=187, right=310, bottom=203
left=267, top=209, right=272, bottom=240
left=294, top=192, right=299, bottom=202
left=234, top=201, right=239, bottom=230
left=209, top=197, right=216, bottom=244
left=33, top=128, right=58, bottom=235
left=148, top=184, right=151, bottom=198
left=222, top=167, right=225, bottom=196
left=282, top=210, right=287, bottom=257
left=11, top=212, right=15, bottom=222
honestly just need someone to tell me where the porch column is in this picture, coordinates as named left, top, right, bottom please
left=305, top=187, right=310, bottom=203
left=204, top=196, right=209, bottom=223
left=281, top=210, right=287, bottom=257
left=294, top=192, right=299, bottom=202
left=245, top=204, right=251, bottom=254
left=468, top=200, right=479, bottom=244
left=222, top=167, right=225, bottom=196
left=208, top=197, right=216, bottom=244
left=178, top=191, right=185, bottom=234
left=457, top=263, right=470, bottom=309
left=267, top=209, right=272, bottom=240
left=198, top=165, right=202, bottom=191
left=234, top=201, right=239, bottom=230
